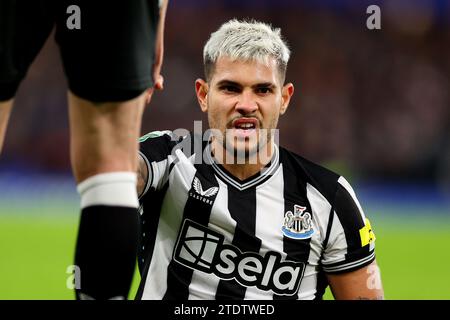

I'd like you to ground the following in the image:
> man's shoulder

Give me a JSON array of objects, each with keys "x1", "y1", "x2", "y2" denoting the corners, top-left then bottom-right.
[
  {"x1": 278, "y1": 146, "x2": 341, "y2": 202},
  {"x1": 139, "y1": 130, "x2": 203, "y2": 160},
  {"x1": 278, "y1": 146, "x2": 340, "y2": 180},
  {"x1": 139, "y1": 130, "x2": 199, "y2": 145},
  {"x1": 139, "y1": 130, "x2": 183, "y2": 161},
  {"x1": 139, "y1": 130, "x2": 176, "y2": 142}
]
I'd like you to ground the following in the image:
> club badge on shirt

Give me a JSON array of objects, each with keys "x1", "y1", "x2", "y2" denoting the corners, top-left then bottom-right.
[{"x1": 282, "y1": 205, "x2": 315, "y2": 240}]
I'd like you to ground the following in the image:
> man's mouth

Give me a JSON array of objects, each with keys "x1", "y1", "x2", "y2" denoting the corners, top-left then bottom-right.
[{"x1": 230, "y1": 118, "x2": 259, "y2": 138}]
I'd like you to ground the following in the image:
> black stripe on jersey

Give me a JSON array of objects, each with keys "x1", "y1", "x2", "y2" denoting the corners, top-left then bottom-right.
[
  {"x1": 322, "y1": 205, "x2": 335, "y2": 252},
  {"x1": 138, "y1": 151, "x2": 153, "y2": 199},
  {"x1": 139, "y1": 132, "x2": 180, "y2": 163},
  {"x1": 314, "y1": 270, "x2": 328, "y2": 300},
  {"x1": 280, "y1": 147, "x2": 339, "y2": 205},
  {"x1": 215, "y1": 186, "x2": 261, "y2": 300},
  {"x1": 162, "y1": 163, "x2": 219, "y2": 300},
  {"x1": 330, "y1": 184, "x2": 371, "y2": 267},
  {"x1": 135, "y1": 183, "x2": 169, "y2": 300},
  {"x1": 314, "y1": 203, "x2": 335, "y2": 300},
  {"x1": 274, "y1": 150, "x2": 312, "y2": 300}
]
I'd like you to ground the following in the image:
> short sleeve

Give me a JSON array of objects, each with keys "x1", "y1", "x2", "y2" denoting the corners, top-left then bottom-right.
[
  {"x1": 138, "y1": 130, "x2": 180, "y2": 197},
  {"x1": 321, "y1": 176, "x2": 376, "y2": 273}
]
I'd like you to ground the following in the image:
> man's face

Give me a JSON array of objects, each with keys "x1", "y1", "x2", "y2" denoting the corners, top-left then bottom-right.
[{"x1": 196, "y1": 56, "x2": 294, "y2": 161}]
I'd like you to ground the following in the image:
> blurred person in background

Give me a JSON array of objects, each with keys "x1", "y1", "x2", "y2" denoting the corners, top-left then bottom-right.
[{"x1": 0, "y1": 0, "x2": 168, "y2": 300}]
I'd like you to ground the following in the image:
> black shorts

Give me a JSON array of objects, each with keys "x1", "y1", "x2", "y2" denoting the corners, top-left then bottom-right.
[{"x1": 0, "y1": 0, "x2": 159, "y2": 102}]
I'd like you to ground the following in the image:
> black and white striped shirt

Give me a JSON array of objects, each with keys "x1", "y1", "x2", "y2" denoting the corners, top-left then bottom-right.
[{"x1": 136, "y1": 131, "x2": 376, "y2": 300}]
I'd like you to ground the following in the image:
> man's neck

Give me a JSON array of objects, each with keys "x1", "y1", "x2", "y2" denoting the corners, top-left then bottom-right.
[{"x1": 211, "y1": 139, "x2": 274, "y2": 181}]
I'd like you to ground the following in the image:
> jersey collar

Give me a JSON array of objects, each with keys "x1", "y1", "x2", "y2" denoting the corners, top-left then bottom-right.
[{"x1": 205, "y1": 143, "x2": 280, "y2": 191}]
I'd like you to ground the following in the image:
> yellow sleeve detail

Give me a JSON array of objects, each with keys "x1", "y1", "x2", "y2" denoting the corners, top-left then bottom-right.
[{"x1": 359, "y1": 218, "x2": 376, "y2": 247}]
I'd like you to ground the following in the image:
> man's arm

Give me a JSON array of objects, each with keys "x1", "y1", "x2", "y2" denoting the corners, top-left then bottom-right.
[
  {"x1": 152, "y1": 0, "x2": 168, "y2": 90},
  {"x1": 137, "y1": 153, "x2": 149, "y2": 198},
  {"x1": 146, "y1": 0, "x2": 168, "y2": 105},
  {"x1": 0, "y1": 99, "x2": 13, "y2": 154},
  {"x1": 326, "y1": 260, "x2": 384, "y2": 300}
]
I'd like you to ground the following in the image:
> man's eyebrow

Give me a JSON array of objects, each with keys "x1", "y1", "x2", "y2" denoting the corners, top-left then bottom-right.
[
  {"x1": 215, "y1": 80, "x2": 277, "y2": 88},
  {"x1": 253, "y1": 82, "x2": 276, "y2": 89},
  {"x1": 215, "y1": 80, "x2": 242, "y2": 87}
]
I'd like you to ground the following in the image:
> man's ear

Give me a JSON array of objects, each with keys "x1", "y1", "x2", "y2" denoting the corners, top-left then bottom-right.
[
  {"x1": 280, "y1": 83, "x2": 294, "y2": 115},
  {"x1": 195, "y1": 79, "x2": 209, "y2": 113}
]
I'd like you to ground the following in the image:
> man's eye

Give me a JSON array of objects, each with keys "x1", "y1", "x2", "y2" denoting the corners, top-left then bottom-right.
[
  {"x1": 221, "y1": 86, "x2": 239, "y2": 92},
  {"x1": 256, "y1": 87, "x2": 272, "y2": 94}
]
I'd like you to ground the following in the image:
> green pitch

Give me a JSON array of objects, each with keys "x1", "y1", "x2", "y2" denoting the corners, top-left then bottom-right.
[{"x1": 1, "y1": 203, "x2": 449, "y2": 300}]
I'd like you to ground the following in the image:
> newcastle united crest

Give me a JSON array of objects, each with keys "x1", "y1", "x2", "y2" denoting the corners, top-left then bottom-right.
[{"x1": 282, "y1": 205, "x2": 315, "y2": 240}]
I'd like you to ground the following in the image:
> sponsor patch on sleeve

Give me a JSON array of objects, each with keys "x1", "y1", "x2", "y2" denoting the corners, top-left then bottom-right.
[{"x1": 359, "y1": 218, "x2": 376, "y2": 247}]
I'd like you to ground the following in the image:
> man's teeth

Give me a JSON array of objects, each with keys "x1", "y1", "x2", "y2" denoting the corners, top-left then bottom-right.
[{"x1": 236, "y1": 123, "x2": 255, "y2": 129}]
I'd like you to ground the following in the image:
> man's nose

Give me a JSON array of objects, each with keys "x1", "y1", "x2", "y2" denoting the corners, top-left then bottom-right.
[{"x1": 235, "y1": 90, "x2": 258, "y2": 115}]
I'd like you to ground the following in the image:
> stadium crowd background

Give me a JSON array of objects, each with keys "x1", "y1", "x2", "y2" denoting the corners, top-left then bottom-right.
[
  {"x1": 0, "y1": 0, "x2": 449, "y2": 299},
  {"x1": 1, "y1": 0, "x2": 449, "y2": 191}
]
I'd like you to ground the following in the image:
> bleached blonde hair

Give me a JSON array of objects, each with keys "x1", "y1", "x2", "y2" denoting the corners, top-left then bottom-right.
[{"x1": 203, "y1": 19, "x2": 291, "y2": 82}]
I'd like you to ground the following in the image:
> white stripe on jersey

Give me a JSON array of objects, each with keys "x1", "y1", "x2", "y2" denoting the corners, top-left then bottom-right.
[
  {"x1": 296, "y1": 268, "x2": 317, "y2": 300},
  {"x1": 187, "y1": 179, "x2": 233, "y2": 300},
  {"x1": 245, "y1": 164, "x2": 285, "y2": 299},
  {"x1": 141, "y1": 153, "x2": 197, "y2": 299},
  {"x1": 337, "y1": 176, "x2": 367, "y2": 222},
  {"x1": 300, "y1": 182, "x2": 334, "y2": 299},
  {"x1": 140, "y1": 152, "x2": 179, "y2": 194},
  {"x1": 338, "y1": 176, "x2": 375, "y2": 252},
  {"x1": 150, "y1": 159, "x2": 167, "y2": 190},
  {"x1": 151, "y1": 159, "x2": 169, "y2": 190},
  {"x1": 322, "y1": 251, "x2": 376, "y2": 273},
  {"x1": 306, "y1": 182, "x2": 332, "y2": 255},
  {"x1": 321, "y1": 210, "x2": 347, "y2": 266}
]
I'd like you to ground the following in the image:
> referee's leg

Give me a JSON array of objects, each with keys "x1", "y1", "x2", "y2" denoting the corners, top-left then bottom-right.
[
  {"x1": 59, "y1": 0, "x2": 167, "y2": 300},
  {"x1": 0, "y1": 100, "x2": 13, "y2": 154},
  {"x1": 69, "y1": 90, "x2": 149, "y2": 300}
]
